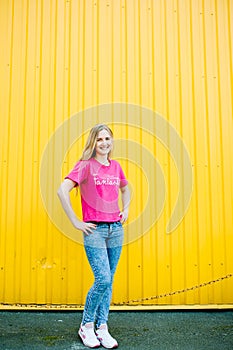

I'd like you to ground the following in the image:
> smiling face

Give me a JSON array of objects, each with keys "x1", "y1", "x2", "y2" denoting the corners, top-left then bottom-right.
[{"x1": 95, "y1": 129, "x2": 113, "y2": 158}]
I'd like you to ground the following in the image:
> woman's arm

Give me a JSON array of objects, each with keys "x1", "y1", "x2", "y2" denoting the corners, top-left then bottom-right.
[
  {"x1": 119, "y1": 184, "x2": 130, "y2": 224},
  {"x1": 57, "y1": 179, "x2": 96, "y2": 235}
]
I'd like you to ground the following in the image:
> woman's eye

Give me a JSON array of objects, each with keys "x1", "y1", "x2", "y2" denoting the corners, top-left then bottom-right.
[{"x1": 97, "y1": 137, "x2": 110, "y2": 142}]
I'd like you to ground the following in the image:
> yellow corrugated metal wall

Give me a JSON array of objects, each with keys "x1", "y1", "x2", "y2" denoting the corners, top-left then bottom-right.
[{"x1": 0, "y1": 0, "x2": 233, "y2": 307}]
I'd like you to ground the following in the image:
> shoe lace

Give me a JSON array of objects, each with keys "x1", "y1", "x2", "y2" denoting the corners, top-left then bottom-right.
[
  {"x1": 98, "y1": 328, "x2": 115, "y2": 342},
  {"x1": 85, "y1": 326, "x2": 98, "y2": 340}
]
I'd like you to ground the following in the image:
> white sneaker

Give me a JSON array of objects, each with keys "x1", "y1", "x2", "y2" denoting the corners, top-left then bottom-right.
[
  {"x1": 78, "y1": 323, "x2": 100, "y2": 348},
  {"x1": 96, "y1": 324, "x2": 118, "y2": 349}
]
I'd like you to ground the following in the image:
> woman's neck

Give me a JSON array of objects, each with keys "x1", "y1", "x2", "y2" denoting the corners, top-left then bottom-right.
[{"x1": 94, "y1": 155, "x2": 110, "y2": 165}]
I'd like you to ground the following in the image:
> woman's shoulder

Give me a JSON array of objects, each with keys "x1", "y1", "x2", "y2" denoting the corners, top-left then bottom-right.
[
  {"x1": 72, "y1": 159, "x2": 91, "y2": 171},
  {"x1": 110, "y1": 159, "x2": 123, "y2": 168},
  {"x1": 79, "y1": 159, "x2": 91, "y2": 164},
  {"x1": 110, "y1": 159, "x2": 118, "y2": 165}
]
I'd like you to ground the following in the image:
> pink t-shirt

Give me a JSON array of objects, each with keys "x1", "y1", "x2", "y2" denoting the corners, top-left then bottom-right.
[{"x1": 65, "y1": 158, "x2": 128, "y2": 222}]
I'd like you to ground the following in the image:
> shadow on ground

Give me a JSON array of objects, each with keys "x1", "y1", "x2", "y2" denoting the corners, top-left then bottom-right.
[{"x1": 0, "y1": 310, "x2": 232, "y2": 349}]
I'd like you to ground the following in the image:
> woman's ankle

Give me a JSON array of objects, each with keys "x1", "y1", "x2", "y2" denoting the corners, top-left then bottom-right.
[
  {"x1": 82, "y1": 322, "x2": 94, "y2": 328},
  {"x1": 97, "y1": 323, "x2": 107, "y2": 330}
]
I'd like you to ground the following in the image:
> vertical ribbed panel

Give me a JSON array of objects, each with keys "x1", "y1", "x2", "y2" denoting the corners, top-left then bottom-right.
[{"x1": 0, "y1": 0, "x2": 232, "y2": 307}]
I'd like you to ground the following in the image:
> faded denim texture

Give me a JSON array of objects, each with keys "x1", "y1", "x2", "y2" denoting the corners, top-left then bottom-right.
[{"x1": 82, "y1": 222, "x2": 123, "y2": 327}]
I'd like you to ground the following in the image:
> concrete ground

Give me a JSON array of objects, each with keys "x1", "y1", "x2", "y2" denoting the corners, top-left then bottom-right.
[{"x1": 0, "y1": 310, "x2": 232, "y2": 350}]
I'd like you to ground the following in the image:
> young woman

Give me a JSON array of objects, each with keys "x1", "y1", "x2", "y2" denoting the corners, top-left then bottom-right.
[{"x1": 57, "y1": 124, "x2": 130, "y2": 348}]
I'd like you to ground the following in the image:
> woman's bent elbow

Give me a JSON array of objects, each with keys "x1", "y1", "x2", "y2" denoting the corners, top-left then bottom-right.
[{"x1": 57, "y1": 185, "x2": 64, "y2": 199}]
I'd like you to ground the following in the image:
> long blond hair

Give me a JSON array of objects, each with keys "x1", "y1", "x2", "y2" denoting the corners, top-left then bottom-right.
[{"x1": 80, "y1": 124, "x2": 113, "y2": 160}]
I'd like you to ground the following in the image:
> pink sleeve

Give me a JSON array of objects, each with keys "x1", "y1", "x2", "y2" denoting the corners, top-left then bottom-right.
[
  {"x1": 119, "y1": 165, "x2": 128, "y2": 188},
  {"x1": 65, "y1": 160, "x2": 89, "y2": 186}
]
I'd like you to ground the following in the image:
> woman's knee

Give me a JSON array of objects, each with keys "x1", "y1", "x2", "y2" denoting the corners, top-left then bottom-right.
[{"x1": 96, "y1": 275, "x2": 111, "y2": 291}]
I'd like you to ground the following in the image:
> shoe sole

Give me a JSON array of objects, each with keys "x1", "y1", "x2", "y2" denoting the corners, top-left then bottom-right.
[
  {"x1": 97, "y1": 339, "x2": 118, "y2": 349},
  {"x1": 99, "y1": 344, "x2": 118, "y2": 349}
]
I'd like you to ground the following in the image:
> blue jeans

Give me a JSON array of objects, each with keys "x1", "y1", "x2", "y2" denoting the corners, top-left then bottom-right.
[{"x1": 82, "y1": 221, "x2": 123, "y2": 328}]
